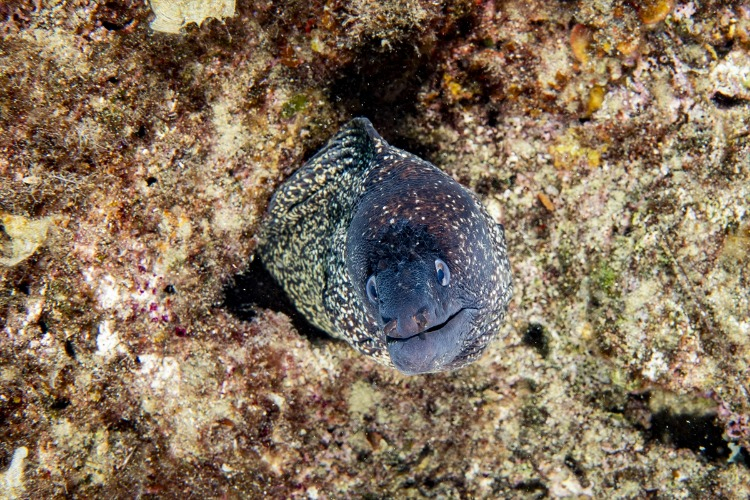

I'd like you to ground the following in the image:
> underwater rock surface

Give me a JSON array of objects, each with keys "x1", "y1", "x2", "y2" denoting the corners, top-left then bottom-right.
[{"x1": 1, "y1": 0, "x2": 749, "y2": 497}]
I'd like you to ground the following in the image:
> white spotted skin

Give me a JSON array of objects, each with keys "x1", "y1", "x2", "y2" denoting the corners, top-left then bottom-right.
[{"x1": 257, "y1": 118, "x2": 513, "y2": 371}]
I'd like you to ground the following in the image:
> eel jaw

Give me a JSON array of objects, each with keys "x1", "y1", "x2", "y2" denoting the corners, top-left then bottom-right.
[{"x1": 385, "y1": 308, "x2": 478, "y2": 375}]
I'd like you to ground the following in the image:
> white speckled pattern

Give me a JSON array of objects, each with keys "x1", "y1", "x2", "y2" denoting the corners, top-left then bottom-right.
[{"x1": 258, "y1": 118, "x2": 512, "y2": 372}]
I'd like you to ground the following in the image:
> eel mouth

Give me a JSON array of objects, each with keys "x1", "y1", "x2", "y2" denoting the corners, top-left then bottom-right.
[
  {"x1": 385, "y1": 308, "x2": 478, "y2": 375},
  {"x1": 385, "y1": 307, "x2": 467, "y2": 342}
]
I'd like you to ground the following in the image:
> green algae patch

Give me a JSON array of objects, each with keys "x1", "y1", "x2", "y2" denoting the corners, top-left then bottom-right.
[
  {"x1": 281, "y1": 94, "x2": 309, "y2": 119},
  {"x1": 592, "y1": 260, "x2": 620, "y2": 298}
]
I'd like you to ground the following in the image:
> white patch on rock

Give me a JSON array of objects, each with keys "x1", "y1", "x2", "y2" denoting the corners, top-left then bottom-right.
[
  {"x1": 710, "y1": 51, "x2": 750, "y2": 101},
  {"x1": 0, "y1": 446, "x2": 28, "y2": 499},
  {"x1": 149, "y1": 0, "x2": 236, "y2": 34},
  {"x1": 97, "y1": 275, "x2": 121, "y2": 310},
  {"x1": 643, "y1": 350, "x2": 669, "y2": 381},
  {"x1": 96, "y1": 320, "x2": 121, "y2": 358},
  {"x1": 134, "y1": 352, "x2": 241, "y2": 460},
  {"x1": 138, "y1": 354, "x2": 182, "y2": 394},
  {"x1": 211, "y1": 97, "x2": 249, "y2": 158},
  {"x1": 0, "y1": 213, "x2": 56, "y2": 267},
  {"x1": 485, "y1": 197, "x2": 504, "y2": 224},
  {"x1": 212, "y1": 206, "x2": 245, "y2": 234},
  {"x1": 267, "y1": 392, "x2": 285, "y2": 409}
]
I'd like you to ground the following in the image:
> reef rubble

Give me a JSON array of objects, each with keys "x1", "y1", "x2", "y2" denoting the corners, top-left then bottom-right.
[{"x1": 1, "y1": 0, "x2": 749, "y2": 497}]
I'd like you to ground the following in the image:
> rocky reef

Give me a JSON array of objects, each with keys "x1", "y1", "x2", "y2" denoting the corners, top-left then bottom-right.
[{"x1": 1, "y1": 0, "x2": 749, "y2": 497}]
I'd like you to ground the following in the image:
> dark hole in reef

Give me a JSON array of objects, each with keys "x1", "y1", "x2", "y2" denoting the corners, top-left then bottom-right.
[
  {"x1": 522, "y1": 323, "x2": 550, "y2": 358},
  {"x1": 421, "y1": 475, "x2": 438, "y2": 489},
  {"x1": 146, "y1": 176, "x2": 158, "y2": 186},
  {"x1": 50, "y1": 397, "x2": 71, "y2": 411},
  {"x1": 487, "y1": 107, "x2": 502, "y2": 128},
  {"x1": 626, "y1": 392, "x2": 737, "y2": 464},
  {"x1": 64, "y1": 339, "x2": 76, "y2": 359},
  {"x1": 648, "y1": 409, "x2": 730, "y2": 462},
  {"x1": 328, "y1": 39, "x2": 431, "y2": 132},
  {"x1": 164, "y1": 284, "x2": 176, "y2": 294},
  {"x1": 564, "y1": 454, "x2": 590, "y2": 487},
  {"x1": 713, "y1": 38, "x2": 735, "y2": 59},
  {"x1": 0, "y1": 222, "x2": 9, "y2": 246},
  {"x1": 473, "y1": 174, "x2": 514, "y2": 197},
  {"x1": 38, "y1": 319, "x2": 48, "y2": 334},
  {"x1": 107, "y1": 76, "x2": 120, "y2": 84},
  {"x1": 101, "y1": 19, "x2": 132, "y2": 31},
  {"x1": 16, "y1": 280, "x2": 31, "y2": 295},
  {"x1": 223, "y1": 258, "x2": 329, "y2": 342},
  {"x1": 136, "y1": 124, "x2": 148, "y2": 138},
  {"x1": 108, "y1": 417, "x2": 138, "y2": 433},
  {"x1": 356, "y1": 449, "x2": 371, "y2": 464},
  {"x1": 513, "y1": 478, "x2": 549, "y2": 497},
  {"x1": 711, "y1": 92, "x2": 748, "y2": 109},
  {"x1": 325, "y1": 16, "x2": 478, "y2": 151}
]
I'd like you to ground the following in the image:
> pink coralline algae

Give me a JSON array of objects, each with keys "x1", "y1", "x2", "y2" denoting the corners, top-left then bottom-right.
[{"x1": 719, "y1": 401, "x2": 750, "y2": 444}]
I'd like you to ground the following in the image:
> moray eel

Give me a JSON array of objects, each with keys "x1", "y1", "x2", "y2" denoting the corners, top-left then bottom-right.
[{"x1": 257, "y1": 118, "x2": 512, "y2": 374}]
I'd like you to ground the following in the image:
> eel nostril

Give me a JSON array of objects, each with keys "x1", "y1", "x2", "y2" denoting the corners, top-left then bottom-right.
[
  {"x1": 384, "y1": 319, "x2": 397, "y2": 335},
  {"x1": 414, "y1": 308, "x2": 429, "y2": 329}
]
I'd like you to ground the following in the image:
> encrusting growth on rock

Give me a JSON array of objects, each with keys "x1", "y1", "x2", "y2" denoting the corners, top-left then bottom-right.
[{"x1": 258, "y1": 118, "x2": 513, "y2": 374}]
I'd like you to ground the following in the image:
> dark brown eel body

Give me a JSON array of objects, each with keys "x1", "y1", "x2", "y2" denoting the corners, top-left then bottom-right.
[{"x1": 257, "y1": 118, "x2": 513, "y2": 374}]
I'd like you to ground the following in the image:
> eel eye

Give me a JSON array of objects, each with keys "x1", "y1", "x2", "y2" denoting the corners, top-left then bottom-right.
[
  {"x1": 435, "y1": 259, "x2": 450, "y2": 286},
  {"x1": 366, "y1": 275, "x2": 378, "y2": 303}
]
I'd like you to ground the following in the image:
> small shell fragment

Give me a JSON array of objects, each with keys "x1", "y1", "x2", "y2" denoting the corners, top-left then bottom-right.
[
  {"x1": 638, "y1": 0, "x2": 675, "y2": 25},
  {"x1": 149, "y1": 0, "x2": 236, "y2": 34},
  {"x1": 537, "y1": 193, "x2": 555, "y2": 212},
  {"x1": 0, "y1": 213, "x2": 57, "y2": 267},
  {"x1": 570, "y1": 24, "x2": 593, "y2": 65},
  {"x1": 586, "y1": 85, "x2": 607, "y2": 116}
]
